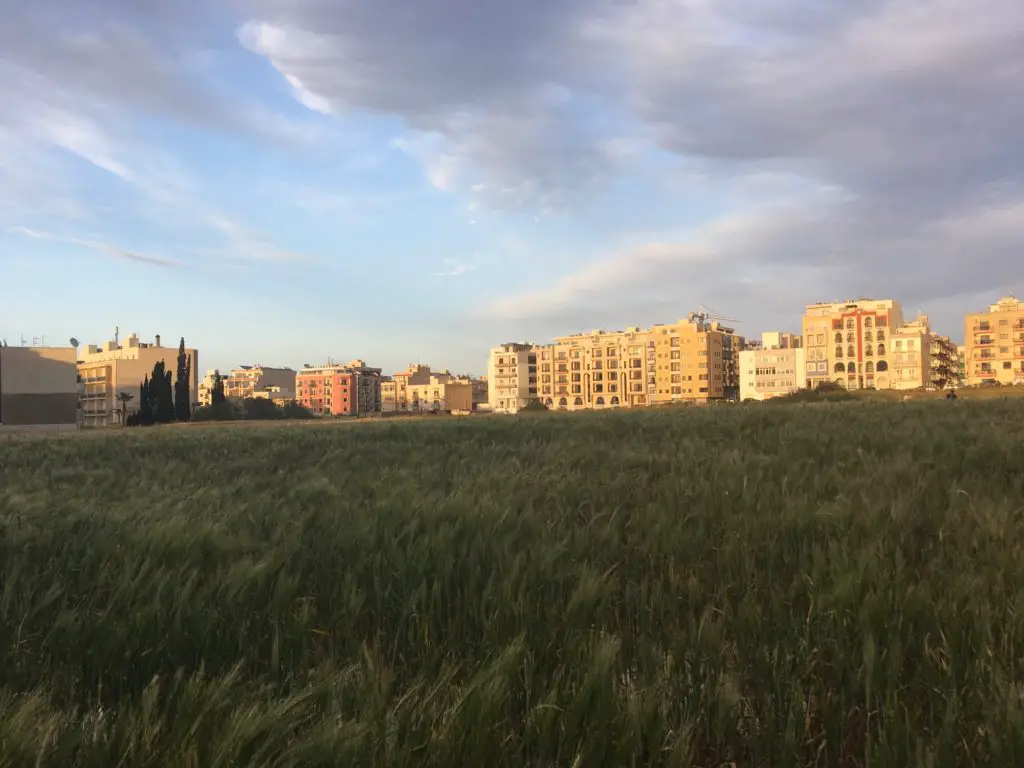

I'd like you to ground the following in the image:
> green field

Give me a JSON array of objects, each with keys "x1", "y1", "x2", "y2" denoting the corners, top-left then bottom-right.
[{"x1": 2, "y1": 401, "x2": 1024, "y2": 766}]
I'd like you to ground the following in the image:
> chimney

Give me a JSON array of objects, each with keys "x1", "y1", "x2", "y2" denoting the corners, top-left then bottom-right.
[{"x1": 155, "y1": 334, "x2": 161, "y2": 347}]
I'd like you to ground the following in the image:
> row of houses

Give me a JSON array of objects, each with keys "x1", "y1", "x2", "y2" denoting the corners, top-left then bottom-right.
[
  {"x1": 486, "y1": 295, "x2": 1023, "y2": 411},
  {"x1": 2, "y1": 294, "x2": 1020, "y2": 429},
  {"x1": 197, "y1": 361, "x2": 488, "y2": 417}
]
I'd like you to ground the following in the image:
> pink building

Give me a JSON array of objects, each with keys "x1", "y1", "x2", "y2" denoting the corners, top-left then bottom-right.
[{"x1": 295, "y1": 360, "x2": 382, "y2": 416}]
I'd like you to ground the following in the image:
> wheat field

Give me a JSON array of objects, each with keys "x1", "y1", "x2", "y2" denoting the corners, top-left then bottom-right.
[{"x1": 2, "y1": 400, "x2": 1023, "y2": 766}]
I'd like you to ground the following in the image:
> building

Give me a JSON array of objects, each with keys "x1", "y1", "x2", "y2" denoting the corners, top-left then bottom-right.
[
  {"x1": 381, "y1": 363, "x2": 432, "y2": 412},
  {"x1": 930, "y1": 335, "x2": 962, "y2": 389},
  {"x1": 198, "y1": 369, "x2": 220, "y2": 406},
  {"x1": 490, "y1": 314, "x2": 744, "y2": 414},
  {"x1": 889, "y1": 314, "x2": 932, "y2": 390},
  {"x1": 0, "y1": 345, "x2": 79, "y2": 430},
  {"x1": 802, "y1": 299, "x2": 904, "y2": 390},
  {"x1": 470, "y1": 376, "x2": 488, "y2": 409},
  {"x1": 382, "y1": 364, "x2": 478, "y2": 413},
  {"x1": 77, "y1": 333, "x2": 199, "y2": 427},
  {"x1": 407, "y1": 374, "x2": 473, "y2": 412},
  {"x1": 488, "y1": 343, "x2": 538, "y2": 413},
  {"x1": 964, "y1": 296, "x2": 1024, "y2": 386},
  {"x1": 739, "y1": 332, "x2": 806, "y2": 401},
  {"x1": 222, "y1": 366, "x2": 296, "y2": 401},
  {"x1": 295, "y1": 360, "x2": 382, "y2": 416},
  {"x1": 248, "y1": 386, "x2": 296, "y2": 405}
]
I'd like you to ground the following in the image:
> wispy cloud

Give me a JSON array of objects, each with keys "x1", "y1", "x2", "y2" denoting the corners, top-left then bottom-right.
[
  {"x1": 206, "y1": 216, "x2": 312, "y2": 263},
  {"x1": 9, "y1": 226, "x2": 178, "y2": 267},
  {"x1": 435, "y1": 258, "x2": 475, "y2": 278}
]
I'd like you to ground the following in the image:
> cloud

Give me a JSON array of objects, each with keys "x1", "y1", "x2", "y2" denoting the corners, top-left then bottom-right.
[
  {"x1": 435, "y1": 258, "x2": 475, "y2": 278},
  {"x1": 236, "y1": 0, "x2": 1024, "y2": 327},
  {"x1": 9, "y1": 226, "x2": 179, "y2": 268},
  {"x1": 237, "y1": 3, "x2": 632, "y2": 209}
]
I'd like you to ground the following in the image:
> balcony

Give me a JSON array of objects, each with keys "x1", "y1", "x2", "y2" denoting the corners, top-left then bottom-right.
[{"x1": 974, "y1": 324, "x2": 992, "y2": 333}]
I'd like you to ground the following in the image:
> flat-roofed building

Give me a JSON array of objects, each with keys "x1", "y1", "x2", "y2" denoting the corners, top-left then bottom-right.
[
  {"x1": 964, "y1": 296, "x2": 1024, "y2": 386},
  {"x1": 77, "y1": 333, "x2": 199, "y2": 427},
  {"x1": 487, "y1": 343, "x2": 538, "y2": 413},
  {"x1": 0, "y1": 345, "x2": 79, "y2": 430},
  {"x1": 739, "y1": 332, "x2": 806, "y2": 401},
  {"x1": 802, "y1": 298, "x2": 904, "y2": 390},
  {"x1": 295, "y1": 360, "x2": 382, "y2": 416},
  {"x1": 890, "y1": 314, "x2": 932, "y2": 390},
  {"x1": 222, "y1": 365, "x2": 296, "y2": 401}
]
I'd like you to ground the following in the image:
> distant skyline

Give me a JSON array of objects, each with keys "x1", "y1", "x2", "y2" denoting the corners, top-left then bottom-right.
[{"x1": 2, "y1": 0, "x2": 1022, "y2": 376}]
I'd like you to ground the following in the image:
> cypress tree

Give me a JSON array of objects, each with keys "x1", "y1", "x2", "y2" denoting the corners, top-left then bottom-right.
[
  {"x1": 212, "y1": 371, "x2": 226, "y2": 405},
  {"x1": 174, "y1": 338, "x2": 191, "y2": 422},
  {"x1": 139, "y1": 376, "x2": 153, "y2": 425}
]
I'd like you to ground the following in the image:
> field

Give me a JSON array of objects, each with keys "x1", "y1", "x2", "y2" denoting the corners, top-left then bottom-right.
[{"x1": 2, "y1": 401, "x2": 1024, "y2": 766}]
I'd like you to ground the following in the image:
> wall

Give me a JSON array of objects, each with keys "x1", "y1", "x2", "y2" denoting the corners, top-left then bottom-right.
[{"x1": 0, "y1": 347, "x2": 79, "y2": 427}]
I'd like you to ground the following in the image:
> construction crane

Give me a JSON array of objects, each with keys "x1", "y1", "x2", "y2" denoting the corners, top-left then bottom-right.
[{"x1": 689, "y1": 303, "x2": 739, "y2": 331}]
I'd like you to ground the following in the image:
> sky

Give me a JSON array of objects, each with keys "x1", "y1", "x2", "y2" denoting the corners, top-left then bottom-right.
[{"x1": 1, "y1": 0, "x2": 1022, "y2": 376}]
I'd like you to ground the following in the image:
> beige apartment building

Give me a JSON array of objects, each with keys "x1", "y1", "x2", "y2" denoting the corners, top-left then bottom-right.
[
  {"x1": 739, "y1": 332, "x2": 806, "y2": 401},
  {"x1": 0, "y1": 345, "x2": 79, "y2": 430},
  {"x1": 490, "y1": 314, "x2": 743, "y2": 413},
  {"x1": 889, "y1": 314, "x2": 932, "y2": 390},
  {"x1": 198, "y1": 369, "x2": 219, "y2": 406},
  {"x1": 488, "y1": 343, "x2": 538, "y2": 413},
  {"x1": 382, "y1": 364, "x2": 476, "y2": 412},
  {"x1": 802, "y1": 299, "x2": 904, "y2": 390},
  {"x1": 77, "y1": 333, "x2": 199, "y2": 427},
  {"x1": 964, "y1": 296, "x2": 1024, "y2": 386},
  {"x1": 222, "y1": 365, "x2": 296, "y2": 401}
]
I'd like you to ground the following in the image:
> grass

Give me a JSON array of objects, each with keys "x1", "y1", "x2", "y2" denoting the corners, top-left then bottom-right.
[{"x1": 2, "y1": 400, "x2": 1024, "y2": 766}]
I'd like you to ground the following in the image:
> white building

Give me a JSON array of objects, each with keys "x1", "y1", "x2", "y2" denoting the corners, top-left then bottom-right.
[
  {"x1": 487, "y1": 343, "x2": 538, "y2": 413},
  {"x1": 740, "y1": 332, "x2": 807, "y2": 401}
]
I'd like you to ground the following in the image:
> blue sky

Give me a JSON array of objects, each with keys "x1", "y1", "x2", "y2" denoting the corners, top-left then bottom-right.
[{"x1": 2, "y1": 0, "x2": 1022, "y2": 375}]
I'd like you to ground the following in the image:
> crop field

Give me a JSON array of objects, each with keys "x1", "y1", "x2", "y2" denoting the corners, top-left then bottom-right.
[{"x1": 2, "y1": 400, "x2": 1024, "y2": 766}]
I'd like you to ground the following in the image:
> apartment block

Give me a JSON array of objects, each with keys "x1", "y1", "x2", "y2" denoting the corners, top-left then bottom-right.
[
  {"x1": 802, "y1": 299, "x2": 904, "y2": 390},
  {"x1": 930, "y1": 335, "x2": 962, "y2": 389},
  {"x1": 889, "y1": 315, "x2": 932, "y2": 390},
  {"x1": 381, "y1": 363, "x2": 432, "y2": 412},
  {"x1": 0, "y1": 346, "x2": 79, "y2": 430},
  {"x1": 295, "y1": 360, "x2": 382, "y2": 416},
  {"x1": 77, "y1": 333, "x2": 199, "y2": 427},
  {"x1": 964, "y1": 296, "x2": 1024, "y2": 386},
  {"x1": 382, "y1": 364, "x2": 477, "y2": 413},
  {"x1": 487, "y1": 343, "x2": 538, "y2": 413},
  {"x1": 198, "y1": 369, "x2": 219, "y2": 406},
  {"x1": 739, "y1": 332, "x2": 806, "y2": 401},
  {"x1": 223, "y1": 365, "x2": 296, "y2": 401},
  {"x1": 492, "y1": 315, "x2": 744, "y2": 414}
]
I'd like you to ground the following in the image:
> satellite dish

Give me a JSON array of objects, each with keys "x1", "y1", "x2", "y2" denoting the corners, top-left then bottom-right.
[{"x1": 69, "y1": 337, "x2": 80, "y2": 349}]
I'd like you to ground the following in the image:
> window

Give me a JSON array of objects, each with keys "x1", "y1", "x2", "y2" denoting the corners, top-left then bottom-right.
[
  {"x1": 834, "y1": 332, "x2": 843, "y2": 343},
  {"x1": 836, "y1": 346, "x2": 843, "y2": 358},
  {"x1": 847, "y1": 345, "x2": 855, "y2": 358},
  {"x1": 877, "y1": 343, "x2": 886, "y2": 355}
]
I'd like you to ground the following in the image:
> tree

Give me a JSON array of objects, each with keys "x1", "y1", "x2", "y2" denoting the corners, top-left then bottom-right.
[
  {"x1": 211, "y1": 370, "x2": 226, "y2": 405},
  {"x1": 117, "y1": 391, "x2": 134, "y2": 426},
  {"x1": 139, "y1": 376, "x2": 153, "y2": 426},
  {"x1": 142, "y1": 360, "x2": 175, "y2": 424},
  {"x1": 242, "y1": 397, "x2": 280, "y2": 420},
  {"x1": 174, "y1": 338, "x2": 192, "y2": 422}
]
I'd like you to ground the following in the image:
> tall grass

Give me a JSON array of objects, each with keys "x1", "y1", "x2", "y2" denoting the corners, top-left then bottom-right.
[{"x1": 2, "y1": 400, "x2": 1024, "y2": 766}]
